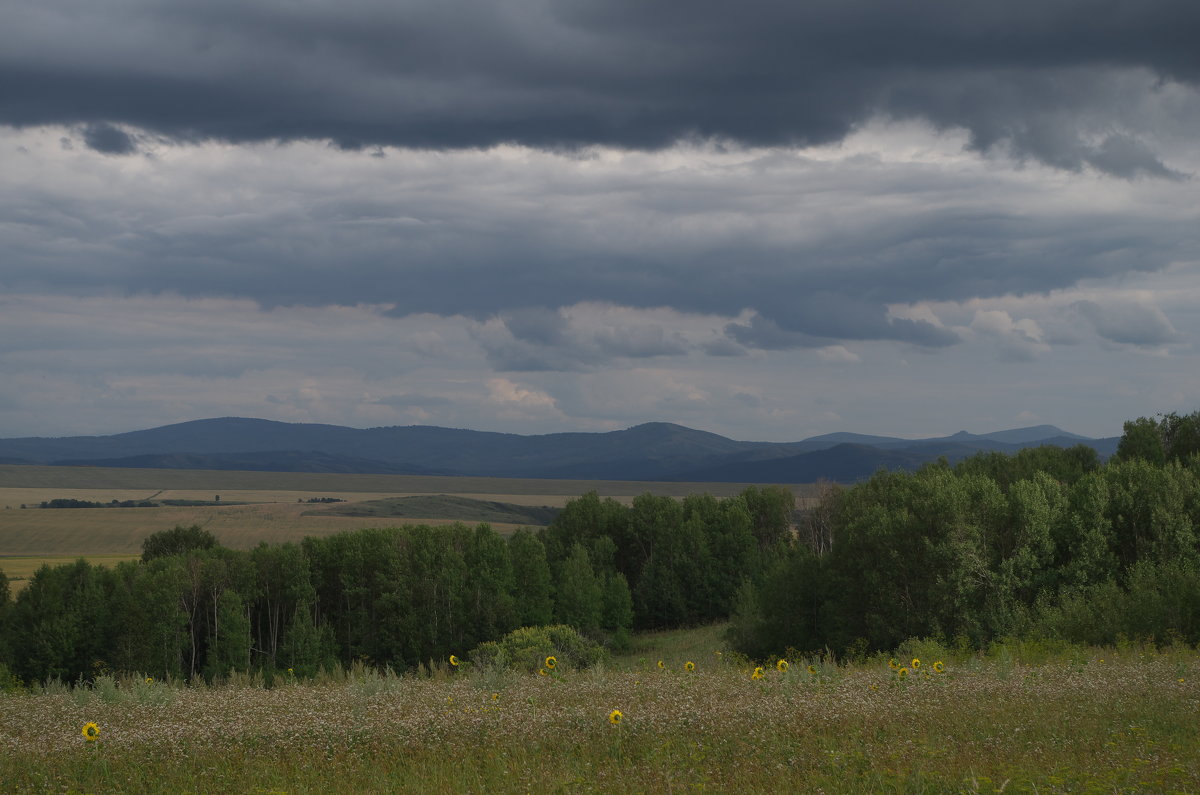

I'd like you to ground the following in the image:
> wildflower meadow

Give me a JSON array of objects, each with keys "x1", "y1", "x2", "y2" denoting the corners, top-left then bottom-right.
[{"x1": 2, "y1": 630, "x2": 1198, "y2": 792}]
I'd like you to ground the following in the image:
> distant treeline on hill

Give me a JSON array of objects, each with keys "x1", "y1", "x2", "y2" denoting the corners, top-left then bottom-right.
[{"x1": 38, "y1": 498, "x2": 158, "y2": 509}]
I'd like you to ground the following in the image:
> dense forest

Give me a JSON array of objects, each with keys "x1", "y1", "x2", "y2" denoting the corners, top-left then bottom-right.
[
  {"x1": 0, "y1": 486, "x2": 793, "y2": 684},
  {"x1": 1, "y1": 410, "x2": 1198, "y2": 686},
  {"x1": 731, "y1": 410, "x2": 1200, "y2": 658}
]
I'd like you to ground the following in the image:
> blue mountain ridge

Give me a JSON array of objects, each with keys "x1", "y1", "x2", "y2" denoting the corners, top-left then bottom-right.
[{"x1": 0, "y1": 418, "x2": 1119, "y2": 483}]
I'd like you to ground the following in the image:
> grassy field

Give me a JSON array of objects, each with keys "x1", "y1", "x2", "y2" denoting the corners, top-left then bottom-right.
[{"x1": 1, "y1": 629, "x2": 1197, "y2": 792}]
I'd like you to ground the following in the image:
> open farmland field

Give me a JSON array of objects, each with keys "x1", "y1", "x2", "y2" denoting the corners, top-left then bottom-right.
[
  {"x1": 0, "y1": 465, "x2": 818, "y2": 590},
  {"x1": 0, "y1": 497, "x2": 542, "y2": 555},
  {"x1": 0, "y1": 464, "x2": 815, "y2": 499},
  {"x1": 1, "y1": 637, "x2": 1197, "y2": 792}
]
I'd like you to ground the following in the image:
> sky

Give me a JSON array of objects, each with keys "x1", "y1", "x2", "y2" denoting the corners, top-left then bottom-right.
[{"x1": 2, "y1": 0, "x2": 1198, "y2": 442}]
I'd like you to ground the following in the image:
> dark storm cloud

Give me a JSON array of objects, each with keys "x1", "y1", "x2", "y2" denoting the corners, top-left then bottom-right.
[
  {"x1": 2, "y1": 0, "x2": 1197, "y2": 174},
  {"x1": 81, "y1": 122, "x2": 137, "y2": 155}
]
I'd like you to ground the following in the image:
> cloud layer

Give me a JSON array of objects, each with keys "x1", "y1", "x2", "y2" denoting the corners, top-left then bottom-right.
[
  {"x1": 3, "y1": 0, "x2": 1198, "y2": 175},
  {"x1": 1, "y1": 2, "x2": 1198, "y2": 440}
]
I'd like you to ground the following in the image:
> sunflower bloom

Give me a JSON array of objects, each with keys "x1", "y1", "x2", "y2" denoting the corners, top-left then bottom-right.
[
  {"x1": 657, "y1": 660, "x2": 665, "y2": 670},
  {"x1": 898, "y1": 667, "x2": 909, "y2": 679},
  {"x1": 911, "y1": 658, "x2": 921, "y2": 670},
  {"x1": 776, "y1": 659, "x2": 789, "y2": 673},
  {"x1": 545, "y1": 655, "x2": 557, "y2": 670},
  {"x1": 538, "y1": 668, "x2": 548, "y2": 677},
  {"x1": 933, "y1": 661, "x2": 945, "y2": 673},
  {"x1": 888, "y1": 658, "x2": 899, "y2": 670},
  {"x1": 144, "y1": 676, "x2": 153, "y2": 684},
  {"x1": 751, "y1": 666, "x2": 765, "y2": 680},
  {"x1": 449, "y1": 655, "x2": 460, "y2": 667},
  {"x1": 807, "y1": 664, "x2": 818, "y2": 675},
  {"x1": 609, "y1": 709, "x2": 623, "y2": 725},
  {"x1": 684, "y1": 661, "x2": 695, "y2": 672},
  {"x1": 82, "y1": 722, "x2": 100, "y2": 742}
]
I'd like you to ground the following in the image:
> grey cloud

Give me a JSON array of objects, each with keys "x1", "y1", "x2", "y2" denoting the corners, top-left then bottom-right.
[
  {"x1": 726, "y1": 310, "x2": 959, "y2": 351},
  {"x1": 371, "y1": 394, "x2": 454, "y2": 408},
  {"x1": 724, "y1": 315, "x2": 827, "y2": 351},
  {"x1": 4, "y1": 145, "x2": 1186, "y2": 351},
  {"x1": 1074, "y1": 299, "x2": 1180, "y2": 346},
  {"x1": 501, "y1": 308, "x2": 569, "y2": 345},
  {"x1": 480, "y1": 314, "x2": 691, "y2": 371},
  {"x1": 594, "y1": 325, "x2": 688, "y2": 358},
  {"x1": 702, "y1": 338, "x2": 748, "y2": 357},
  {"x1": 81, "y1": 123, "x2": 137, "y2": 155},
  {"x1": 1087, "y1": 134, "x2": 1186, "y2": 180},
  {"x1": 3, "y1": 0, "x2": 1198, "y2": 174}
]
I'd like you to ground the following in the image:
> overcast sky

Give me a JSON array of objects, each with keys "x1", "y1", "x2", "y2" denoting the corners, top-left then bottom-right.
[{"x1": 2, "y1": 0, "x2": 1198, "y2": 441}]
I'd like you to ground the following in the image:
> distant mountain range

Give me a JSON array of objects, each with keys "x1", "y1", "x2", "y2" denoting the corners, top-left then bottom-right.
[{"x1": 0, "y1": 418, "x2": 1120, "y2": 483}]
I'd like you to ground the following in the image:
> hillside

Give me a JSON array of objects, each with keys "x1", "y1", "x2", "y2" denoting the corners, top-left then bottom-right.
[{"x1": 0, "y1": 418, "x2": 1119, "y2": 483}]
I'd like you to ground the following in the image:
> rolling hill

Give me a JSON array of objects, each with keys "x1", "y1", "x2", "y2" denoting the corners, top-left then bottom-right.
[{"x1": 0, "y1": 418, "x2": 1120, "y2": 483}]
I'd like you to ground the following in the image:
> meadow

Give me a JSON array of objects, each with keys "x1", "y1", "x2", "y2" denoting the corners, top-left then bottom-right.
[{"x1": 1, "y1": 627, "x2": 1197, "y2": 792}]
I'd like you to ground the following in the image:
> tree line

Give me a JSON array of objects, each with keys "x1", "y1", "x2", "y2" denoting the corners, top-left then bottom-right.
[
  {"x1": 731, "y1": 410, "x2": 1200, "y2": 658},
  {"x1": 0, "y1": 486, "x2": 794, "y2": 685}
]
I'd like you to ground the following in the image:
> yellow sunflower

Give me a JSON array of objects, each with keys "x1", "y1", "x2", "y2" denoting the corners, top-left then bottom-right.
[
  {"x1": 609, "y1": 709, "x2": 623, "y2": 725},
  {"x1": 82, "y1": 722, "x2": 100, "y2": 742},
  {"x1": 751, "y1": 666, "x2": 765, "y2": 680},
  {"x1": 933, "y1": 661, "x2": 945, "y2": 673},
  {"x1": 776, "y1": 659, "x2": 789, "y2": 673},
  {"x1": 911, "y1": 658, "x2": 921, "y2": 670},
  {"x1": 545, "y1": 655, "x2": 557, "y2": 670},
  {"x1": 898, "y1": 667, "x2": 909, "y2": 679},
  {"x1": 684, "y1": 661, "x2": 695, "y2": 671},
  {"x1": 538, "y1": 668, "x2": 548, "y2": 677},
  {"x1": 657, "y1": 659, "x2": 665, "y2": 669},
  {"x1": 144, "y1": 676, "x2": 153, "y2": 684},
  {"x1": 888, "y1": 658, "x2": 899, "y2": 670},
  {"x1": 449, "y1": 654, "x2": 460, "y2": 667}
]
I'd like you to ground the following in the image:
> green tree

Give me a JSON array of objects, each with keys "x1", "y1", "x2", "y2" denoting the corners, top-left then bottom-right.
[
  {"x1": 554, "y1": 543, "x2": 601, "y2": 634},
  {"x1": 508, "y1": 529, "x2": 554, "y2": 626},
  {"x1": 142, "y1": 525, "x2": 219, "y2": 562},
  {"x1": 205, "y1": 590, "x2": 251, "y2": 678},
  {"x1": 1114, "y1": 417, "x2": 1166, "y2": 465}
]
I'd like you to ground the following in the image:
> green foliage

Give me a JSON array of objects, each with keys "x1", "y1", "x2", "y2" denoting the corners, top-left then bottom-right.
[
  {"x1": 1115, "y1": 411, "x2": 1200, "y2": 465},
  {"x1": 540, "y1": 487, "x2": 785, "y2": 632},
  {"x1": 508, "y1": 530, "x2": 554, "y2": 626},
  {"x1": 466, "y1": 624, "x2": 606, "y2": 673},
  {"x1": 729, "y1": 410, "x2": 1200, "y2": 660},
  {"x1": 955, "y1": 444, "x2": 1100, "y2": 490},
  {"x1": 205, "y1": 590, "x2": 251, "y2": 679},
  {"x1": 141, "y1": 524, "x2": 218, "y2": 562},
  {"x1": 554, "y1": 543, "x2": 602, "y2": 634}
]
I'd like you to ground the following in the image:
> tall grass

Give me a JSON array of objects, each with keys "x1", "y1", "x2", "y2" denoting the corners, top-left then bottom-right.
[{"x1": 2, "y1": 637, "x2": 1197, "y2": 792}]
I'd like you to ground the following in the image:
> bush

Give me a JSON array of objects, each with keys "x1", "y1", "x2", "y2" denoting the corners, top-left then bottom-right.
[{"x1": 468, "y1": 625, "x2": 606, "y2": 673}]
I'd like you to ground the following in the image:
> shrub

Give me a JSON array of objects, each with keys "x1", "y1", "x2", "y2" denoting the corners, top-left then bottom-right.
[{"x1": 468, "y1": 625, "x2": 606, "y2": 673}]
